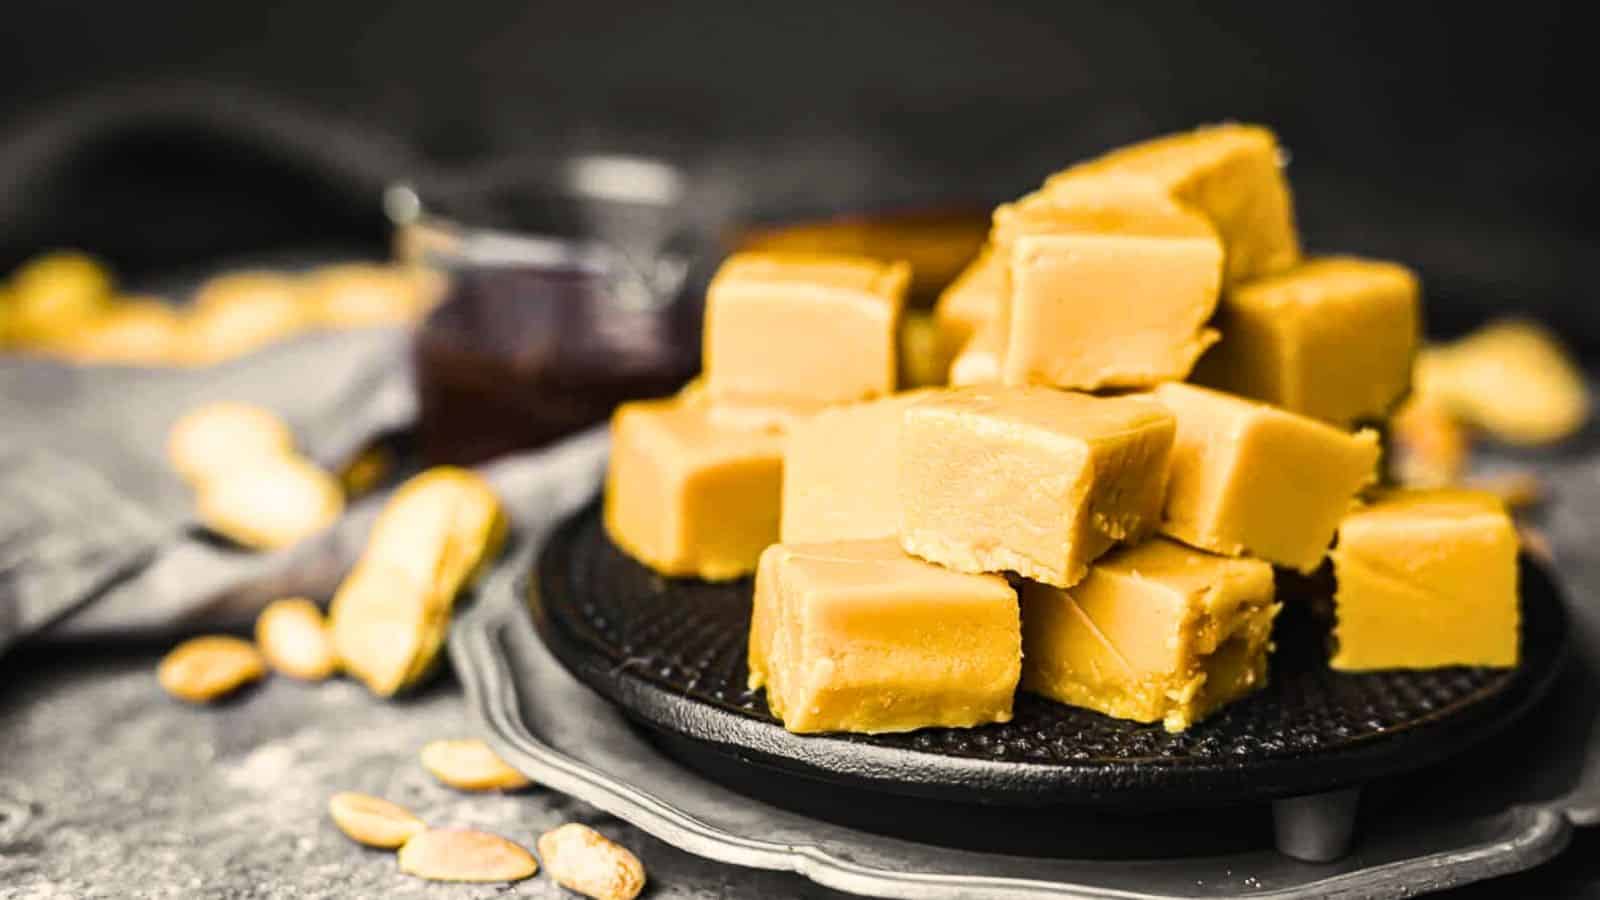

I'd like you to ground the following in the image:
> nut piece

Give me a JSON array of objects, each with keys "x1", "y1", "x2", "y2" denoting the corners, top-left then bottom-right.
[
  {"x1": 305, "y1": 263, "x2": 432, "y2": 328},
  {"x1": 1467, "y1": 470, "x2": 1545, "y2": 511},
  {"x1": 397, "y1": 829, "x2": 538, "y2": 883},
  {"x1": 55, "y1": 298, "x2": 185, "y2": 367},
  {"x1": 1389, "y1": 393, "x2": 1469, "y2": 488},
  {"x1": 166, "y1": 402, "x2": 297, "y2": 485},
  {"x1": 329, "y1": 467, "x2": 506, "y2": 696},
  {"x1": 327, "y1": 792, "x2": 425, "y2": 849},
  {"x1": 195, "y1": 455, "x2": 345, "y2": 550},
  {"x1": 157, "y1": 636, "x2": 267, "y2": 703},
  {"x1": 183, "y1": 271, "x2": 311, "y2": 365},
  {"x1": 255, "y1": 598, "x2": 338, "y2": 680},
  {"x1": 537, "y1": 823, "x2": 647, "y2": 900},
  {"x1": 7, "y1": 250, "x2": 114, "y2": 344},
  {"x1": 327, "y1": 563, "x2": 446, "y2": 697},
  {"x1": 1422, "y1": 320, "x2": 1591, "y2": 446},
  {"x1": 419, "y1": 739, "x2": 532, "y2": 792}
]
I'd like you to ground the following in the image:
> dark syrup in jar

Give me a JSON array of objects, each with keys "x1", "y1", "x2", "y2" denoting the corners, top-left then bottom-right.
[{"x1": 414, "y1": 263, "x2": 698, "y2": 465}]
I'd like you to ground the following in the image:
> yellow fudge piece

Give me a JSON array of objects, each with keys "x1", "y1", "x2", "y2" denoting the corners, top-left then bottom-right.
[
  {"x1": 748, "y1": 539, "x2": 1021, "y2": 734},
  {"x1": 899, "y1": 386, "x2": 1175, "y2": 588},
  {"x1": 948, "y1": 316, "x2": 1004, "y2": 387},
  {"x1": 1048, "y1": 123, "x2": 1301, "y2": 284},
  {"x1": 1330, "y1": 489, "x2": 1519, "y2": 670},
  {"x1": 703, "y1": 252, "x2": 909, "y2": 412},
  {"x1": 933, "y1": 246, "x2": 1004, "y2": 366},
  {"x1": 1420, "y1": 319, "x2": 1590, "y2": 446},
  {"x1": 1155, "y1": 383, "x2": 1380, "y2": 572},
  {"x1": 1194, "y1": 257, "x2": 1420, "y2": 427},
  {"x1": 1021, "y1": 538, "x2": 1279, "y2": 732},
  {"x1": 780, "y1": 390, "x2": 933, "y2": 544},
  {"x1": 604, "y1": 397, "x2": 784, "y2": 580},
  {"x1": 1000, "y1": 181, "x2": 1224, "y2": 390}
]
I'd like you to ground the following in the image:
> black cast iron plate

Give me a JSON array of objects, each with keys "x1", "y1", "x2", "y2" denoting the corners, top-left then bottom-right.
[{"x1": 529, "y1": 502, "x2": 1566, "y2": 808}]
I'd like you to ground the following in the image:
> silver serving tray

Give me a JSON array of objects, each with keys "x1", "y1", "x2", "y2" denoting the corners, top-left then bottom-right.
[{"x1": 452, "y1": 532, "x2": 1600, "y2": 899}]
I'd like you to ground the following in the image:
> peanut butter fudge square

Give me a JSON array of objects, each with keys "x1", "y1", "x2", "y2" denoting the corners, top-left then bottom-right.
[{"x1": 899, "y1": 386, "x2": 1175, "y2": 588}]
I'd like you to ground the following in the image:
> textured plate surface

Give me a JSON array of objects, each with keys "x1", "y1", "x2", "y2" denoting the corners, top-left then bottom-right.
[
  {"x1": 532, "y1": 501, "x2": 1566, "y2": 807},
  {"x1": 454, "y1": 532, "x2": 1591, "y2": 899}
]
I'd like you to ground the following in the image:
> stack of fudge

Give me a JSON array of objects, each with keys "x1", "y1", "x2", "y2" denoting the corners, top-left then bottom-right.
[{"x1": 605, "y1": 124, "x2": 1521, "y2": 737}]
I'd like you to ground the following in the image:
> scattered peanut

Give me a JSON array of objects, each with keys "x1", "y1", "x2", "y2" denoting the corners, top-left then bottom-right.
[
  {"x1": 419, "y1": 739, "x2": 532, "y2": 792},
  {"x1": 195, "y1": 455, "x2": 344, "y2": 550},
  {"x1": 255, "y1": 598, "x2": 338, "y2": 680},
  {"x1": 327, "y1": 792, "x2": 426, "y2": 849},
  {"x1": 397, "y1": 829, "x2": 538, "y2": 883},
  {"x1": 1422, "y1": 320, "x2": 1590, "y2": 446},
  {"x1": 166, "y1": 402, "x2": 297, "y2": 486},
  {"x1": 537, "y1": 823, "x2": 647, "y2": 900},
  {"x1": 157, "y1": 636, "x2": 267, "y2": 703},
  {"x1": 329, "y1": 468, "x2": 505, "y2": 696}
]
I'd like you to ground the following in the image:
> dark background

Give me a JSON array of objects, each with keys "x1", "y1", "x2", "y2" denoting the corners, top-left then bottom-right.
[{"x1": 0, "y1": 1, "x2": 1592, "y2": 344}]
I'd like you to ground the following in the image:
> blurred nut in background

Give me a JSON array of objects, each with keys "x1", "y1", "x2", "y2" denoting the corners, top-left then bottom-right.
[
  {"x1": 166, "y1": 402, "x2": 297, "y2": 486},
  {"x1": 1421, "y1": 319, "x2": 1591, "y2": 446},
  {"x1": 255, "y1": 597, "x2": 338, "y2": 680},
  {"x1": 305, "y1": 262, "x2": 435, "y2": 328},
  {"x1": 157, "y1": 635, "x2": 267, "y2": 703},
  {"x1": 1389, "y1": 393, "x2": 1469, "y2": 487},
  {"x1": 329, "y1": 467, "x2": 506, "y2": 697},
  {"x1": 6, "y1": 250, "x2": 114, "y2": 344},
  {"x1": 56, "y1": 298, "x2": 185, "y2": 366},
  {"x1": 195, "y1": 455, "x2": 345, "y2": 550},
  {"x1": 184, "y1": 271, "x2": 312, "y2": 364}
]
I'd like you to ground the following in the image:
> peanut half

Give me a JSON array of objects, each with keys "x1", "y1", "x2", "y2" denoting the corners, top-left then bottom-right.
[
  {"x1": 166, "y1": 402, "x2": 296, "y2": 486},
  {"x1": 327, "y1": 792, "x2": 425, "y2": 849},
  {"x1": 255, "y1": 598, "x2": 338, "y2": 681},
  {"x1": 1421, "y1": 320, "x2": 1591, "y2": 446},
  {"x1": 329, "y1": 467, "x2": 505, "y2": 696},
  {"x1": 397, "y1": 829, "x2": 538, "y2": 883},
  {"x1": 157, "y1": 636, "x2": 266, "y2": 703},
  {"x1": 537, "y1": 823, "x2": 647, "y2": 900},
  {"x1": 195, "y1": 455, "x2": 344, "y2": 550},
  {"x1": 419, "y1": 739, "x2": 532, "y2": 792}
]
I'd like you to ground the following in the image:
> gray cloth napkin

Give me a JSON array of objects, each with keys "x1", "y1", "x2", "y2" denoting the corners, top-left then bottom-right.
[{"x1": 0, "y1": 326, "x2": 609, "y2": 651}]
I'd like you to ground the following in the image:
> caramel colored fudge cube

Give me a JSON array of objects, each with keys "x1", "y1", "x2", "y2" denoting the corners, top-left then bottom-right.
[
  {"x1": 1155, "y1": 383, "x2": 1380, "y2": 572},
  {"x1": 603, "y1": 397, "x2": 784, "y2": 580},
  {"x1": 948, "y1": 316, "x2": 1004, "y2": 386},
  {"x1": 1194, "y1": 257, "x2": 1421, "y2": 427},
  {"x1": 1330, "y1": 489, "x2": 1519, "y2": 670},
  {"x1": 703, "y1": 252, "x2": 909, "y2": 411},
  {"x1": 1000, "y1": 181, "x2": 1224, "y2": 390},
  {"x1": 1048, "y1": 123, "x2": 1301, "y2": 284},
  {"x1": 933, "y1": 245, "x2": 1004, "y2": 367},
  {"x1": 899, "y1": 387, "x2": 1175, "y2": 587},
  {"x1": 780, "y1": 390, "x2": 933, "y2": 544},
  {"x1": 748, "y1": 539, "x2": 1021, "y2": 734},
  {"x1": 1022, "y1": 538, "x2": 1279, "y2": 732}
]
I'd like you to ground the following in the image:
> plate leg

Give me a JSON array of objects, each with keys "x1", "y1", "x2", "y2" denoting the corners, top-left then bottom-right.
[{"x1": 1272, "y1": 788, "x2": 1360, "y2": 862}]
